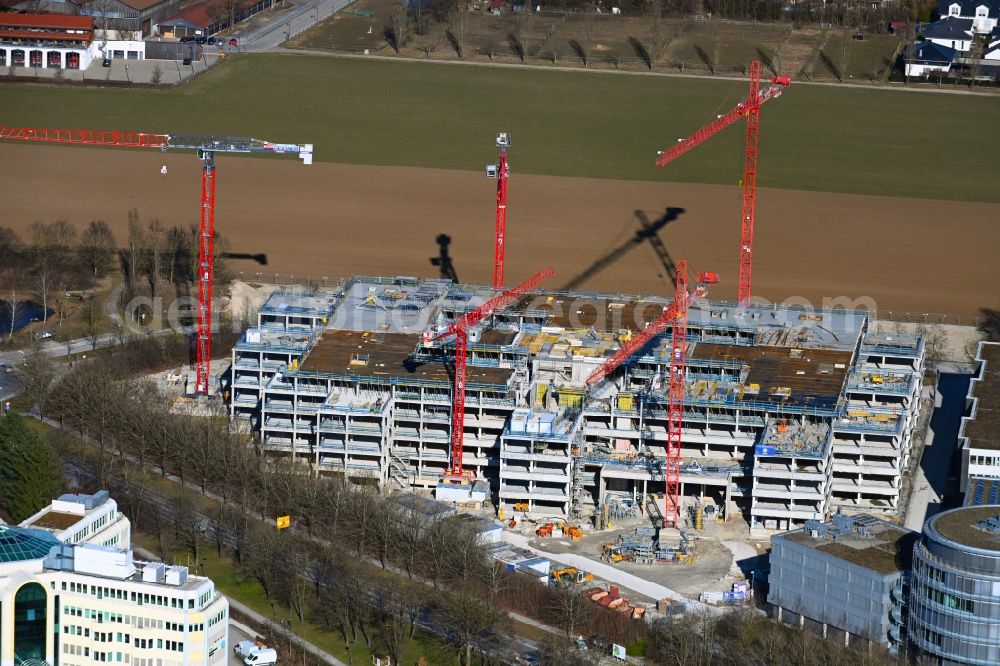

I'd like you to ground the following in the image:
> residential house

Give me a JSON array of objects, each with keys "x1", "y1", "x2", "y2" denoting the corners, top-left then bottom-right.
[
  {"x1": 904, "y1": 40, "x2": 956, "y2": 76},
  {"x1": 985, "y1": 25, "x2": 1000, "y2": 58},
  {"x1": 937, "y1": 0, "x2": 1000, "y2": 34},
  {"x1": 923, "y1": 16, "x2": 975, "y2": 51}
]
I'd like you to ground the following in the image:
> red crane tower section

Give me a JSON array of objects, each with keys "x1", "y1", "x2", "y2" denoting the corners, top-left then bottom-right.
[
  {"x1": 426, "y1": 266, "x2": 554, "y2": 478},
  {"x1": 664, "y1": 260, "x2": 690, "y2": 529},
  {"x1": 0, "y1": 125, "x2": 313, "y2": 395},
  {"x1": 490, "y1": 133, "x2": 511, "y2": 290},
  {"x1": 585, "y1": 266, "x2": 717, "y2": 528},
  {"x1": 655, "y1": 61, "x2": 789, "y2": 306}
]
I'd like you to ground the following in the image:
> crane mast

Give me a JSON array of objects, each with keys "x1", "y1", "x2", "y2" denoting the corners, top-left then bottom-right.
[
  {"x1": 655, "y1": 61, "x2": 789, "y2": 306},
  {"x1": 664, "y1": 260, "x2": 690, "y2": 529},
  {"x1": 0, "y1": 125, "x2": 313, "y2": 395},
  {"x1": 488, "y1": 133, "x2": 511, "y2": 290},
  {"x1": 583, "y1": 267, "x2": 717, "y2": 528},
  {"x1": 427, "y1": 266, "x2": 553, "y2": 477}
]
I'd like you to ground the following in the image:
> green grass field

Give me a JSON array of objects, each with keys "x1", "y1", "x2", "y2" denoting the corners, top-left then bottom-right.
[{"x1": 3, "y1": 54, "x2": 999, "y2": 202}]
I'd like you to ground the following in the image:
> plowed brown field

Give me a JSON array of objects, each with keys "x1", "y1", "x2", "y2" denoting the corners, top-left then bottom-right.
[{"x1": 3, "y1": 143, "x2": 998, "y2": 318}]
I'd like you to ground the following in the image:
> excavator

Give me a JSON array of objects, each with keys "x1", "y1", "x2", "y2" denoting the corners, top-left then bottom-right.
[{"x1": 550, "y1": 567, "x2": 594, "y2": 586}]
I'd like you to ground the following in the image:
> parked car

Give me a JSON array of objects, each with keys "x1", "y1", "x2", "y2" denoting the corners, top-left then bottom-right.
[
  {"x1": 0, "y1": 363, "x2": 13, "y2": 373},
  {"x1": 229, "y1": 37, "x2": 238, "y2": 46},
  {"x1": 179, "y1": 36, "x2": 194, "y2": 43},
  {"x1": 243, "y1": 648, "x2": 277, "y2": 666},
  {"x1": 182, "y1": 58, "x2": 192, "y2": 65},
  {"x1": 102, "y1": 58, "x2": 111, "y2": 67},
  {"x1": 195, "y1": 36, "x2": 207, "y2": 44},
  {"x1": 33, "y1": 329, "x2": 53, "y2": 341},
  {"x1": 206, "y1": 36, "x2": 217, "y2": 45}
]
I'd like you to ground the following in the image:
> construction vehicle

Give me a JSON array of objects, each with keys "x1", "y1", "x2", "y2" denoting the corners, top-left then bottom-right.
[
  {"x1": 565, "y1": 525, "x2": 584, "y2": 540},
  {"x1": 536, "y1": 523, "x2": 554, "y2": 537},
  {"x1": 603, "y1": 543, "x2": 625, "y2": 563},
  {"x1": 0, "y1": 126, "x2": 313, "y2": 395},
  {"x1": 550, "y1": 567, "x2": 594, "y2": 586}
]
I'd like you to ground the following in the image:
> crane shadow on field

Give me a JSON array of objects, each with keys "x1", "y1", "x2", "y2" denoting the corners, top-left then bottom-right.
[
  {"x1": 430, "y1": 233, "x2": 459, "y2": 284},
  {"x1": 560, "y1": 207, "x2": 684, "y2": 293},
  {"x1": 221, "y1": 252, "x2": 268, "y2": 265}
]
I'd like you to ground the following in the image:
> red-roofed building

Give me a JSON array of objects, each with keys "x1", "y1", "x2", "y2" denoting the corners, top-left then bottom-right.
[
  {"x1": 157, "y1": 0, "x2": 216, "y2": 38},
  {"x1": 158, "y1": 0, "x2": 275, "y2": 39},
  {"x1": 0, "y1": 13, "x2": 96, "y2": 69}
]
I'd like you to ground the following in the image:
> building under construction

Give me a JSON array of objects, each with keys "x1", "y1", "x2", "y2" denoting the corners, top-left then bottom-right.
[{"x1": 228, "y1": 277, "x2": 925, "y2": 534}]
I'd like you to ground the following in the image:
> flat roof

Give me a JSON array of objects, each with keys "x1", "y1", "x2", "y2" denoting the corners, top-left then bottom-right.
[
  {"x1": 690, "y1": 343, "x2": 852, "y2": 410},
  {"x1": 25, "y1": 510, "x2": 82, "y2": 531},
  {"x1": 513, "y1": 292, "x2": 665, "y2": 333},
  {"x1": 965, "y1": 343, "x2": 1000, "y2": 451},
  {"x1": 298, "y1": 330, "x2": 513, "y2": 387},
  {"x1": 930, "y1": 505, "x2": 1000, "y2": 552},
  {"x1": 782, "y1": 515, "x2": 916, "y2": 574}
]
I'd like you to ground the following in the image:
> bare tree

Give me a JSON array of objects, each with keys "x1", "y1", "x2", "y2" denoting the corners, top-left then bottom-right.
[
  {"x1": 547, "y1": 583, "x2": 592, "y2": 638},
  {"x1": 126, "y1": 209, "x2": 144, "y2": 290},
  {"x1": 80, "y1": 220, "x2": 116, "y2": 277},
  {"x1": 6, "y1": 288, "x2": 21, "y2": 343}
]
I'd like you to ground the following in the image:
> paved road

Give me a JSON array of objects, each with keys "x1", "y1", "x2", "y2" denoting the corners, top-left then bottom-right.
[
  {"x1": 239, "y1": 0, "x2": 356, "y2": 52},
  {"x1": 905, "y1": 372, "x2": 973, "y2": 532}
]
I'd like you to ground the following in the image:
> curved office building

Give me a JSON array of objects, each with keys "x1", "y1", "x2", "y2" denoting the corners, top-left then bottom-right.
[{"x1": 909, "y1": 506, "x2": 1000, "y2": 665}]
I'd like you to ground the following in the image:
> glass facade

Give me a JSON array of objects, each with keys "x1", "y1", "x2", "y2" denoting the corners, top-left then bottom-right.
[
  {"x1": 908, "y1": 509, "x2": 1000, "y2": 665},
  {"x1": 14, "y1": 582, "x2": 48, "y2": 660}
]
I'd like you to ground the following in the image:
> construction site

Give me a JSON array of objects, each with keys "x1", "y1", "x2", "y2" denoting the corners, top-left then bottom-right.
[
  {"x1": 221, "y1": 68, "x2": 926, "y2": 554},
  {"x1": 227, "y1": 272, "x2": 925, "y2": 539},
  {"x1": 0, "y1": 60, "x2": 931, "y2": 605}
]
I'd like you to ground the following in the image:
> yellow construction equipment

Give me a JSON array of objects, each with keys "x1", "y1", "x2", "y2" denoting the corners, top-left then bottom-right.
[{"x1": 550, "y1": 567, "x2": 594, "y2": 585}]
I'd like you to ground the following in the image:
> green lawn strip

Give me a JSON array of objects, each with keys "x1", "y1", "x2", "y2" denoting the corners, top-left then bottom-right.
[{"x1": 0, "y1": 54, "x2": 997, "y2": 202}]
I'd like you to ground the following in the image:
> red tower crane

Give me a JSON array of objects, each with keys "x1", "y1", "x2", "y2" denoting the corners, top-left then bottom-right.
[
  {"x1": 487, "y1": 132, "x2": 511, "y2": 290},
  {"x1": 0, "y1": 125, "x2": 313, "y2": 395},
  {"x1": 585, "y1": 263, "x2": 717, "y2": 528},
  {"x1": 425, "y1": 266, "x2": 553, "y2": 478},
  {"x1": 655, "y1": 61, "x2": 789, "y2": 307}
]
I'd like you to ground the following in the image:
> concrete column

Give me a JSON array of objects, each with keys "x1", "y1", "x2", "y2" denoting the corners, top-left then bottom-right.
[
  {"x1": 822, "y1": 623, "x2": 828, "y2": 639},
  {"x1": 798, "y1": 613, "x2": 804, "y2": 629},
  {"x1": 844, "y1": 631, "x2": 850, "y2": 647},
  {"x1": 776, "y1": 606, "x2": 783, "y2": 623}
]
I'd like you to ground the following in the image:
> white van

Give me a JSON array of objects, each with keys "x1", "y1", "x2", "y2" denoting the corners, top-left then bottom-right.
[{"x1": 244, "y1": 648, "x2": 277, "y2": 666}]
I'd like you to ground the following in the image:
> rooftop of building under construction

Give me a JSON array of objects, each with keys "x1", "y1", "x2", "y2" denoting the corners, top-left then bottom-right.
[
  {"x1": 250, "y1": 277, "x2": 888, "y2": 411},
  {"x1": 298, "y1": 330, "x2": 514, "y2": 388}
]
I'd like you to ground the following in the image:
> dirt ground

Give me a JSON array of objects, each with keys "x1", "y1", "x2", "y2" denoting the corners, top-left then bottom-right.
[{"x1": 3, "y1": 142, "x2": 999, "y2": 319}]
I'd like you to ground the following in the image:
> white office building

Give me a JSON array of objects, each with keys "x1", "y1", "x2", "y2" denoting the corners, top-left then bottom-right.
[{"x1": 0, "y1": 493, "x2": 228, "y2": 666}]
